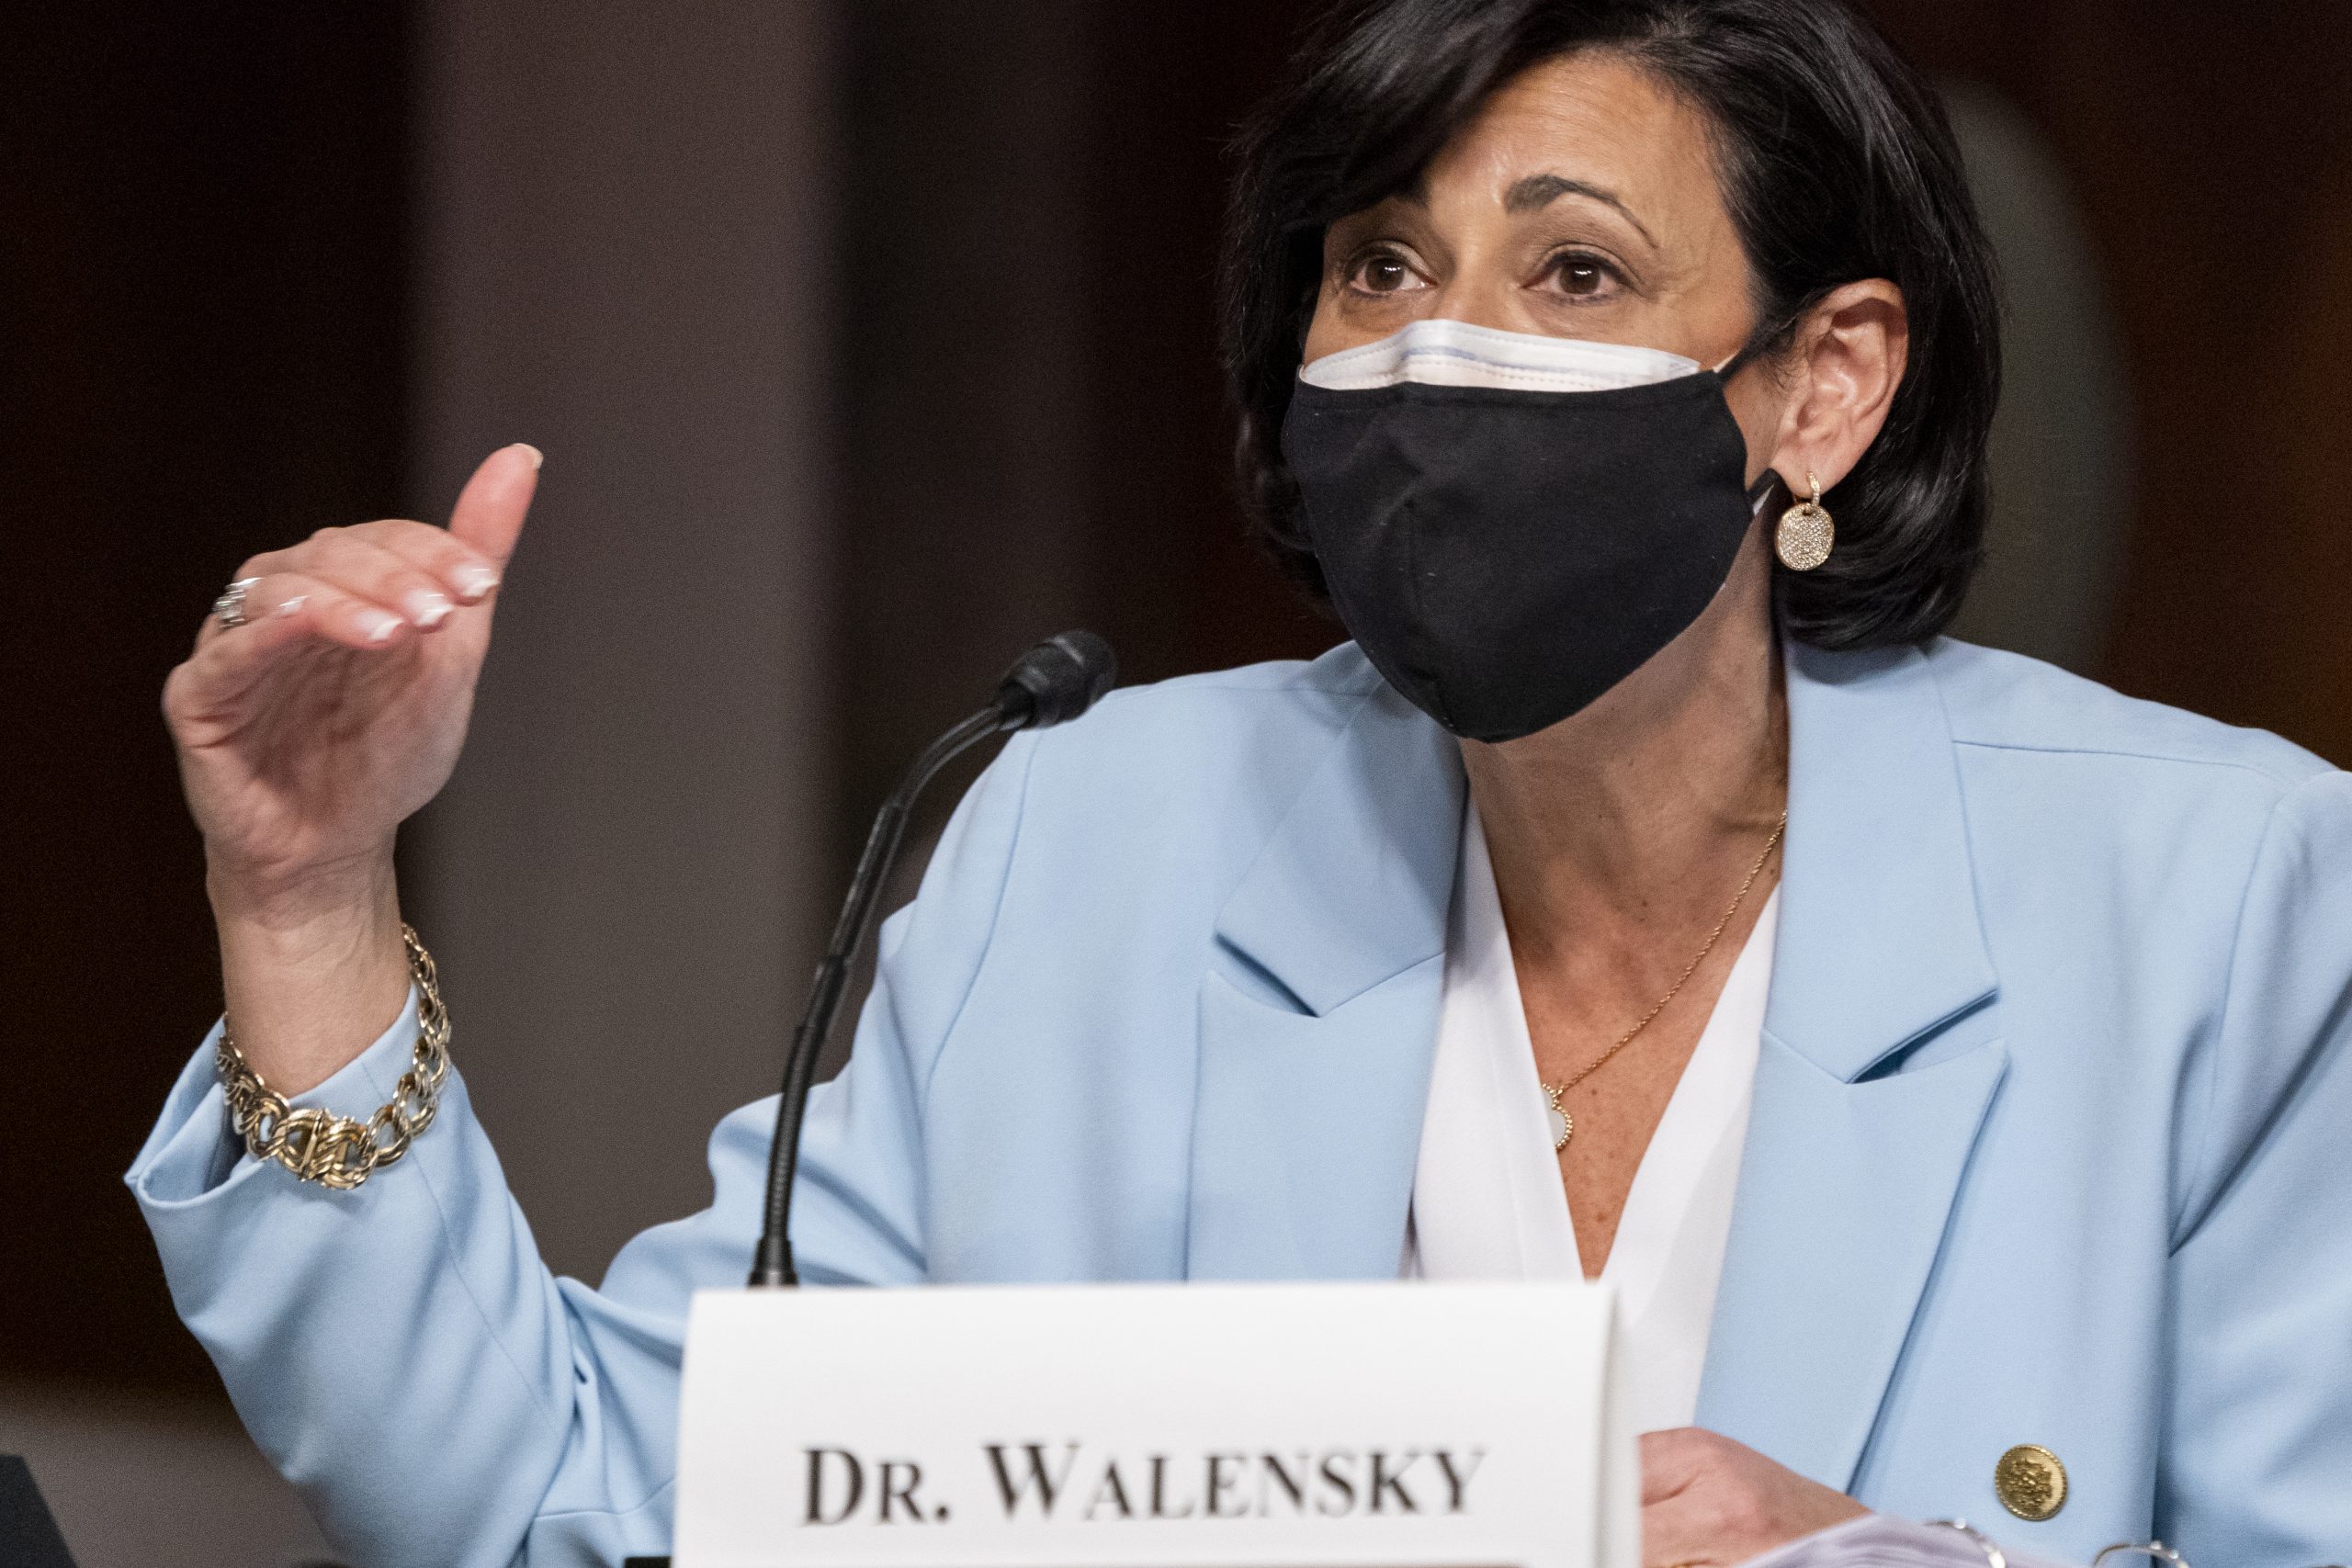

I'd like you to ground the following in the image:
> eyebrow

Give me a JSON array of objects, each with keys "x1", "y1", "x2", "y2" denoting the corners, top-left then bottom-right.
[
  {"x1": 1391, "y1": 170, "x2": 1658, "y2": 249},
  {"x1": 1499, "y1": 173, "x2": 1657, "y2": 245}
]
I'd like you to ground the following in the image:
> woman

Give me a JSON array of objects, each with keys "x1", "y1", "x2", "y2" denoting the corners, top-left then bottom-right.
[{"x1": 134, "y1": 1, "x2": 2351, "y2": 1564}]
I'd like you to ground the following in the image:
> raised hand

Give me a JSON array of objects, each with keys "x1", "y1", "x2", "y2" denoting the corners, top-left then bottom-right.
[{"x1": 164, "y1": 445, "x2": 540, "y2": 1091}]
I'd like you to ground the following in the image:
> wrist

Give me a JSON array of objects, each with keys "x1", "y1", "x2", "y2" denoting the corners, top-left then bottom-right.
[
  {"x1": 216, "y1": 922, "x2": 452, "y2": 1189},
  {"x1": 211, "y1": 852, "x2": 410, "y2": 1096},
  {"x1": 206, "y1": 844, "x2": 399, "y2": 940}
]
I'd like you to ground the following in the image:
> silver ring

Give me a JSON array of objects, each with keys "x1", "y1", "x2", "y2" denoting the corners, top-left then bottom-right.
[{"x1": 213, "y1": 577, "x2": 261, "y2": 630}]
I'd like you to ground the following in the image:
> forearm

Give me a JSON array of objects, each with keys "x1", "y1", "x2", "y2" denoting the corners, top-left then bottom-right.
[
  {"x1": 209, "y1": 847, "x2": 408, "y2": 1095},
  {"x1": 130, "y1": 1013, "x2": 663, "y2": 1565}
]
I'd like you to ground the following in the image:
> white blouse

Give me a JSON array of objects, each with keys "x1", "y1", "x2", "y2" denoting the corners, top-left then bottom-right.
[{"x1": 1405, "y1": 800, "x2": 1779, "y2": 1436}]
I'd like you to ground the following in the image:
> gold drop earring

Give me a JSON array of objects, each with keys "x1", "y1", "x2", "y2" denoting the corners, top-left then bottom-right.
[{"x1": 1775, "y1": 470, "x2": 1835, "y2": 571}]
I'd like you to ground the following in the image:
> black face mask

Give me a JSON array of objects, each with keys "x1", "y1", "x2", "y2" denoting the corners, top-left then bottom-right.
[{"x1": 1282, "y1": 368, "x2": 1773, "y2": 743}]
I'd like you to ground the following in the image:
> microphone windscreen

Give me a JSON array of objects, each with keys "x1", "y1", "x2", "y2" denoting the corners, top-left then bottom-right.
[{"x1": 997, "y1": 630, "x2": 1117, "y2": 730}]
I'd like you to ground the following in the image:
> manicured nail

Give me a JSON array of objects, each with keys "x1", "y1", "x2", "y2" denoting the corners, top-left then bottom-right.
[
  {"x1": 360, "y1": 610, "x2": 402, "y2": 644},
  {"x1": 405, "y1": 590, "x2": 453, "y2": 628},
  {"x1": 274, "y1": 593, "x2": 309, "y2": 618},
  {"x1": 455, "y1": 564, "x2": 501, "y2": 602},
  {"x1": 512, "y1": 443, "x2": 543, "y2": 470}
]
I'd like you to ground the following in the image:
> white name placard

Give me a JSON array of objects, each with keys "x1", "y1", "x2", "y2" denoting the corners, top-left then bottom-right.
[{"x1": 674, "y1": 1280, "x2": 1634, "y2": 1568}]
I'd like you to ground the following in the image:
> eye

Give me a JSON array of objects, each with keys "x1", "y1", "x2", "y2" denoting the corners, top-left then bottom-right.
[
  {"x1": 1545, "y1": 253, "x2": 1622, "y2": 300},
  {"x1": 1345, "y1": 247, "x2": 1427, "y2": 296}
]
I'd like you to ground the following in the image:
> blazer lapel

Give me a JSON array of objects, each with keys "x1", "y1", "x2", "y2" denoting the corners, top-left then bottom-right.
[
  {"x1": 1697, "y1": 641, "x2": 2008, "y2": 1491},
  {"x1": 1179, "y1": 635, "x2": 2012, "y2": 1477},
  {"x1": 1186, "y1": 674, "x2": 1465, "y2": 1280}
]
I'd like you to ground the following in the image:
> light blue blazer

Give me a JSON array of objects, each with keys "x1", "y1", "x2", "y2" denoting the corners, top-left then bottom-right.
[{"x1": 130, "y1": 639, "x2": 2352, "y2": 1568}]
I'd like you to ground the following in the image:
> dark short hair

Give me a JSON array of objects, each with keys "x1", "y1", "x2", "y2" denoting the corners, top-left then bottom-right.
[{"x1": 1220, "y1": 0, "x2": 2002, "y2": 650}]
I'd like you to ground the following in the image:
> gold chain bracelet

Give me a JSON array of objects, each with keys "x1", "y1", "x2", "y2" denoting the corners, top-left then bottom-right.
[{"x1": 215, "y1": 922, "x2": 451, "y2": 1190}]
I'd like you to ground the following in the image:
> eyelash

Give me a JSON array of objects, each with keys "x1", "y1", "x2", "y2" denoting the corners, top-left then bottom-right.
[
  {"x1": 1541, "y1": 249, "x2": 1625, "y2": 299},
  {"x1": 1341, "y1": 245, "x2": 1426, "y2": 295},
  {"x1": 1340, "y1": 244, "x2": 1627, "y2": 300}
]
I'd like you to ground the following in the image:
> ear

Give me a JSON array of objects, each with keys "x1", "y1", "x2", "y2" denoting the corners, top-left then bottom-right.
[{"x1": 1764, "y1": 279, "x2": 1909, "y2": 496}]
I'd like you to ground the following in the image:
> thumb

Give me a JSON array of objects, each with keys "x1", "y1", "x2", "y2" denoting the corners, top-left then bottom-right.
[
  {"x1": 1638, "y1": 1429, "x2": 1707, "y2": 1506},
  {"x1": 447, "y1": 443, "x2": 542, "y2": 567}
]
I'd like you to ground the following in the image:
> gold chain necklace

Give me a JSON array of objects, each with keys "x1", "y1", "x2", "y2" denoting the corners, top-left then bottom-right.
[{"x1": 1541, "y1": 810, "x2": 1786, "y2": 1152}]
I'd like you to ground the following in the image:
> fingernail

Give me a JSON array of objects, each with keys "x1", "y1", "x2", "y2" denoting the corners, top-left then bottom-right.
[
  {"x1": 512, "y1": 443, "x2": 544, "y2": 471},
  {"x1": 455, "y1": 564, "x2": 501, "y2": 602},
  {"x1": 405, "y1": 590, "x2": 453, "y2": 628},
  {"x1": 274, "y1": 593, "x2": 309, "y2": 618},
  {"x1": 360, "y1": 610, "x2": 403, "y2": 644}
]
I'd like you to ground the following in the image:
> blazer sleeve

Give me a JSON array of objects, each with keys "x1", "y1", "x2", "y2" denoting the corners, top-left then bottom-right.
[
  {"x1": 2160, "y1": 769, "x2": 2352, "y2": 1564},
  {"x1": 123, "y1": 731, "x2": 1040, "y2": 1568}
]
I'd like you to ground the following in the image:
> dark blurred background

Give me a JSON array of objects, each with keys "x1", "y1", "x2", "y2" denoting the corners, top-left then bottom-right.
[{"x1": 4, "y1": 2, "x2": 2348, "y2": 1562}]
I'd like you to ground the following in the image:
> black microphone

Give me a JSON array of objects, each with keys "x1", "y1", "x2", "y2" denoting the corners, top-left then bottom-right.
[{"x1": 750, "y1": 631, "x2": 1117, "y2": 1286}]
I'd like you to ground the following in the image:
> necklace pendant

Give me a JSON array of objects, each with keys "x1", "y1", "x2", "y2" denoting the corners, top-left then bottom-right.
[
  {"x1": 1527, "y1": 809, "x2": 1784, "y2": 1158},
  {"x1": 1543, "y1": 1084, "x2": 1572, "y2": 1151}
]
